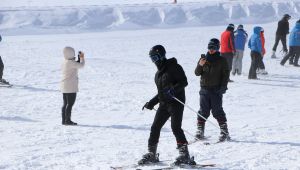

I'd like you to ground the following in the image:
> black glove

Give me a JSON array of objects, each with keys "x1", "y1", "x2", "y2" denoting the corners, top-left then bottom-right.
[
  {"x1": 142, "y1": 102, "x2": 154, "y2": 110},
  {"x1": 163, "y1": 87, "x2": 175, "y2": 99},
  {"x1": 217, "y1": 86, "x2": 227, "y2": 94}
]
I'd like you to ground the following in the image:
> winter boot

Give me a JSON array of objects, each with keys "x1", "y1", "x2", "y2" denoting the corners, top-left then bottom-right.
[
  {"x1": 64, "y1": 120, "x2": 77, "y2": 125},
  {"x1": 64, "y1": 111, "x2": 77, "y2": 125},
  {"x1": 260, "y1": 69, "x2": 268, "y2": 75},
  {"x1": 0, "y1": 79, "x2": 9, "y2": 85},
  {"x1": 62, "y1": 112, "x2": 66, "y2": 125},
  {"x1": 195, "y1": 121, "x2": 205, "y2": 140},
  {"x1": 271, "y1": 50, "x2": 276, "y2": 58},
  {"x1": 138, "y1": 144, "x2": 159, "y2": 165},
  {"x1": 218, "y1": 122, "x2": 230, "y2": 142},
  {"x1": 173, "y1": 144, "x2": 196, "y2": 166}
]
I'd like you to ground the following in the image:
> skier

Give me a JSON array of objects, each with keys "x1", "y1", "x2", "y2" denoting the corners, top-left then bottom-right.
[
  {"x1": 60, "y1": 47, "x2": 85, "y2": 125},
  {"x1": 139, "y1": 45, "x2": 196, "y2": 166},
  {"x1": 248, "y1": 26, "x2": 263, "y2": 79},
  {"x1": 194, "y1": 38, "x2": 230, "y2": 142},
  {"x1": 221, "y1": 23, "x2": 236, "y2": 82},
  {"x1": 271, "y1": 14, "x2": 291, "y2": 58},
  {"x1": 280, "y1": 19, "x2": 300, "y2": 67},
  {"x1": 0, "y1": 34, "x2": 10, "y2": 85},
  {"x1": 257, "y1": 28, "x2": 268, "y2": 75},
  {"x1": 232, "y1": 24, "x2": 248, "y2": 75}
]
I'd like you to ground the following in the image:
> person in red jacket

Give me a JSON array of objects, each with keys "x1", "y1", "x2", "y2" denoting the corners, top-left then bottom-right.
[
  {"x1": 221, "y1": 24, "x2": 236, "y2": 82},
  {"x1": 257, "y1": 28, "x2": 268, "y2": 75}
]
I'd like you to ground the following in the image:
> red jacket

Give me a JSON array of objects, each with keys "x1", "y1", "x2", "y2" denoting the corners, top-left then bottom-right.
[
  {"x1": 221, "y1": 30, "x2": 235, "y2": 54},
  {"x1": 260, "y1": 32, "x2": 266, "y2": 56}
]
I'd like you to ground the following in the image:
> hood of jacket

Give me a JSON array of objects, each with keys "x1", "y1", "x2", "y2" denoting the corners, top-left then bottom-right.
[
  {"x1": 253, "y1": 26, "x2": 262, "y2": 35},
  {"x1": 63, "y1": 47, "x2": 75, "y2": 60}
]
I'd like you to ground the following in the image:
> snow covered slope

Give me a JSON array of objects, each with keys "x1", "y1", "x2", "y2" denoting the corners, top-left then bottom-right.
[
  {"x1": 0, "y1": 20, "x2": 300, "y2": 169},
  {"x1": 1, "y1": 0, "x2": 300, "y2": 35}
]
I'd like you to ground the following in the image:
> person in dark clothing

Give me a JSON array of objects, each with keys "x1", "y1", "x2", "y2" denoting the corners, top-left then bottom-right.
[
  {"x1": 0, "y1": 35, "x2": 9, "y2": 85},
  {"x1": 194, "y1": 38, "x2": 230, "y2": 142},
  {"x1": 221, "y1": 24, "x2": 236, "y2": 82},
  {"x1": 139, "y1": 45, "x2": 196, "y2": 166},
  {"x1": 281, "y1": 20, "x2": 300, "y2": 66},
  {"x1": 271, "y1": 14, "x2": 291, "y2": 58},
  {"x1": 248, "y1": 26, "x2": 263, "y2": 79}
]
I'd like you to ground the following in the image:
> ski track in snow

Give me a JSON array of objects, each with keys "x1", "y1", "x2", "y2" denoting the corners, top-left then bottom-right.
[{"x1": 0, "y1": 17, "x2": 300, "y2": 170}]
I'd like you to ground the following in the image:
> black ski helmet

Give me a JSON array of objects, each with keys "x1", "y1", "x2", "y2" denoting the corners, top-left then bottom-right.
[
  {"x1": 208, "y1": 38, "x2": 220, "y2": 51},
  {"x1": 283, "y1": 14, "x2": 291, "y2": 19},
  {"x1": 149, "y1": 45, "x2": 166, "y2": 57},
  {"x1": 227, "y1": 23, "x2": 235, "y2": 31}
]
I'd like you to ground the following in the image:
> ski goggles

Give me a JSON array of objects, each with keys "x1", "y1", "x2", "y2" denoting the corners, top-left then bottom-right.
[{"x1": 149, "y1": 54, "x2": 161, "y2": 63}]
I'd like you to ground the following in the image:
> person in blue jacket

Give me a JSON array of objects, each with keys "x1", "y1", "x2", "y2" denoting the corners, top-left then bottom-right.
[
  {"x1": 248, "y1": 26, "x2": 263, "y2": 79},
  {"x1": 232, "y1": 24, "x2": 248, "y2": 75},
  {"x1": 280, "y1": 20, "x2": 300, "y2": 66}
]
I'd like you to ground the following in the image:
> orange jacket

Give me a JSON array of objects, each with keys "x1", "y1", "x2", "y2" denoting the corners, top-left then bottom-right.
[
  {"x1": 260, "y1": 32, "x2": 266, "y2": 56},
  {"x1": 221, "y1": 30, "x2": 235, "y2": 53}
]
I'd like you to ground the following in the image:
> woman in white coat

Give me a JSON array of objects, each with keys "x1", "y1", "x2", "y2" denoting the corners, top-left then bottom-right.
[{"x1": 60, "y1": 47, "x2": 85, "y2": 125}]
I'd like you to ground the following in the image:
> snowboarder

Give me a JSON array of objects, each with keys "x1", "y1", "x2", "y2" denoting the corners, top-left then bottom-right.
[
  {"x1": 0, "y1": 35, "x2": 10, "y2": 85},
  {"x1": 271, "y1": 14, "x2": 291, "y2": 58},
  {"x1": 280, "y1": 19, "x2": 300, "y2": 67},
  {"x1": 221, "y1": 24, "x2": 236, "y2": 82},
  {"x1": 257, "y1": 28, "x2": 268, "y2": 75},
  {"x1": 139, "y1": 45, "x2": 196, "y2": 166},
  {"x1": 232, "y1": 24, "x2": 248, "y2": 75},
  {"x1": 248, "y1": 26, "x2": 263, "y2": 79},
  {"x1": 60, "y1": 47, "x2": 85, "y2": 125},
  {"x1": 194, "y1": 38, "x2": 230, "y2": 142}
]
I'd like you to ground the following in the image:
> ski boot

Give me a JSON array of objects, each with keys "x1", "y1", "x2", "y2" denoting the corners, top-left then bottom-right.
[
  {"x1": 218, "y1": 122, "x2": 230, "y2": 142},
  {"x1": 138, "y1": 145, "x2": 159, "y2": 165},
  {"x1": 195, "y1": 121, "x2": 205, "y2": 140},
  {"x1": 173, "y1": 144, "x2": 196, "y2": 166}
]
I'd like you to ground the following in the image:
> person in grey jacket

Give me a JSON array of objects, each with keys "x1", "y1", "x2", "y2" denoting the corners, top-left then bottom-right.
[{"x1": 60, "y1": 46, "x2": 85, "y2": 125}]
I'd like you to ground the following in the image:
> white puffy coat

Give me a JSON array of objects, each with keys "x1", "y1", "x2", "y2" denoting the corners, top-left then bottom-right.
[{"x1": 60, "y1": 47, "x2": 85, "y2": 93}]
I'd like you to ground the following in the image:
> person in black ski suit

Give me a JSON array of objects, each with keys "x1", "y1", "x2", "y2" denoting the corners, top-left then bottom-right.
[
  {"x1": 0, "y1": 35, "x2": 9, "y2": 85},
  {"x1": 139, "y1": 45, "x2": 196, "y2": 166},
  {"x1": 271, "y1": 14, "x2": 291, "y2": 58},
  {"x1": 194, "y1": 38, "x2": 230, "y2": 142}
]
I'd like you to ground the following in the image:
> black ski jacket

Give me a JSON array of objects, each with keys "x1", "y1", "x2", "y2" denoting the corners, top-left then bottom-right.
[
  {"x1": 149, "y1": 58, "x2": 188, "y2": 106},
  {"x1": 276, "y1": 18, "x2": 289, "y2": 36},
  {"x1": 195, "y1": 52, "x2": 229, "y2": 90}
]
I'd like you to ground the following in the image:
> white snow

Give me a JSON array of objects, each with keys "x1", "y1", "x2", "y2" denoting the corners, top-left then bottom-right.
[{"x1": 0, "y1": 0, "x2": 300, "y2": 170}]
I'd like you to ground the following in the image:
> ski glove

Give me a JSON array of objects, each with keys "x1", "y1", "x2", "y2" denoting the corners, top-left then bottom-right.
[
  {"x1": 163, "y1": 88, "x2": 175, "y2": 99},
  {"x1": 217, "y1": 86, "x2": 227, "y2": 94},
  {"x1": 142, "y1": 102, "x2": 154, "y2": 110}
]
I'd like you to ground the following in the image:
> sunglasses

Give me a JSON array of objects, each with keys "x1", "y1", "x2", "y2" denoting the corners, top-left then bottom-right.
[
  {"x1": 149, "y1": 54, "x2": 161, "y2": 63},
  {"x1": 208, "y1": 45, "x2": 218, "y2": 51}
]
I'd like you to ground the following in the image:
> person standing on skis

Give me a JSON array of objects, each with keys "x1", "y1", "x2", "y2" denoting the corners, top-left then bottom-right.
[
  {"x1": 194, "y1": 38, "x2": 231, "y2": 142},
  {"x1": 139, "y1": 45, "x2": 196, "y2": 166},
  {"x1": 60, "y1": 47, "x2": 85, "y2": 125},
  {"x1": 271, "y1": 14, "x2": 291, "y2": 58}
]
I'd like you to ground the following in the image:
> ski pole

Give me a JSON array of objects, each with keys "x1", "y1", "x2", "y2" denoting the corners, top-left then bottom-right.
[
  {"x1": 172, "y1": 96, "x2": 229, "y2": 135},
  {"x1": 152, "y1": 108, "x2": 195, "y2": 138}
]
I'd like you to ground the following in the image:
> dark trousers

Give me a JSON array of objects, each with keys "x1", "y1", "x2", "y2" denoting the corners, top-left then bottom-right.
[
  {"x1": 198, "y1": 89, "x2": 227, "y2": 123},
  {"x1": 257, "y1": 55, "x2": 265, "y2": 70},
  {"x1": 248, "y1": 51, "x2": 260, "y2": 79},
  {"x1": 221, "y1": 53, "x2": 233, "y2": 71},
  {"x1": 62, "y1": 93, "x2": 77, "y2": 123},
  {"x1": 0, "y1": 56, "x2": 3, "y2": 80},
  {"x1": 148, "y1": 103, "x2": 187, "y2": 146},
  {"x1": 281, "y1": 46, "x2": 300, "y2": 65},
  {"x1": 272, "y1": 35, "x2": 288, "y2": 52}
]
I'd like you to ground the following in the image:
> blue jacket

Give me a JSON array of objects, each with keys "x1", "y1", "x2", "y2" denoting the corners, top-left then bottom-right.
[
  {"x1": 248, "y1": 26, "x2": 262, "y2": 53},
  {"x1": 234, "y1": 29, "x2": 248, "y2": 51},
  {"x1": 289, "y1": 23, "x2": 300, "y2": 46}
]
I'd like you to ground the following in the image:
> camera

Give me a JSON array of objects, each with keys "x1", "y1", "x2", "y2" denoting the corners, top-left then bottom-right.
[{"x1": 77, "y1": 51, "x2": 81, "y2": 63}]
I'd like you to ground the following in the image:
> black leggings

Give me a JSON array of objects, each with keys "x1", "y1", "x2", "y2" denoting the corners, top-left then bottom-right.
[
  {"x1": 0, "y1": 56, "x2": 4, "y2": 80},
  {"x1": 62, "y1": 93, "x2": 77, "y2": 123}
]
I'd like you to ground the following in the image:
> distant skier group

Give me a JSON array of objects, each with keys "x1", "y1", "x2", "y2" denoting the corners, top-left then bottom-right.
[{"x1": 0, "y1": 13, "x2": 299, "y2": 168}]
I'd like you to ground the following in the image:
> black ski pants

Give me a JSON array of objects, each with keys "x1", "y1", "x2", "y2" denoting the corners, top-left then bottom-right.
[
  {"x1": 148, "y1": 102, "x2": 187, "y2": 146},
  {"x1": 0, "y1": 56, "x2": 3, "y2": 80},
  {"x1": 281, "y1": 46, "x2": 300, "y2": 65},
  {"x1": 62, "y1": 93, "x2": 77, "y2": 123},
  {"x1": 272, "y1": 34, "x2": 288, "y2": 52},
  {"x1": 257, "y1": 55, "x2": 265, "y2": 70},
  {"x1": 197, "y1": 88, "x2": 227, "y2": 124},
  {"x1": 221, "y1": 53, "x2": 234, "y2": 72},
  {"x1": 248, "y1": 51, "x2": 260, "y2": 79}
]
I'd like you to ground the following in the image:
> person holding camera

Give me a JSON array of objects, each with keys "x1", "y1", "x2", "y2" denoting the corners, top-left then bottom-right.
[
  {"x1": 139, "y1": 45, "x2": 196, "y2": 166},
  {"x1": 194, "y1": 38, "x2": 230, "y2": 142},
  {"x1": 60, "y1": 47, "x2": 85, "y2": 125}
]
